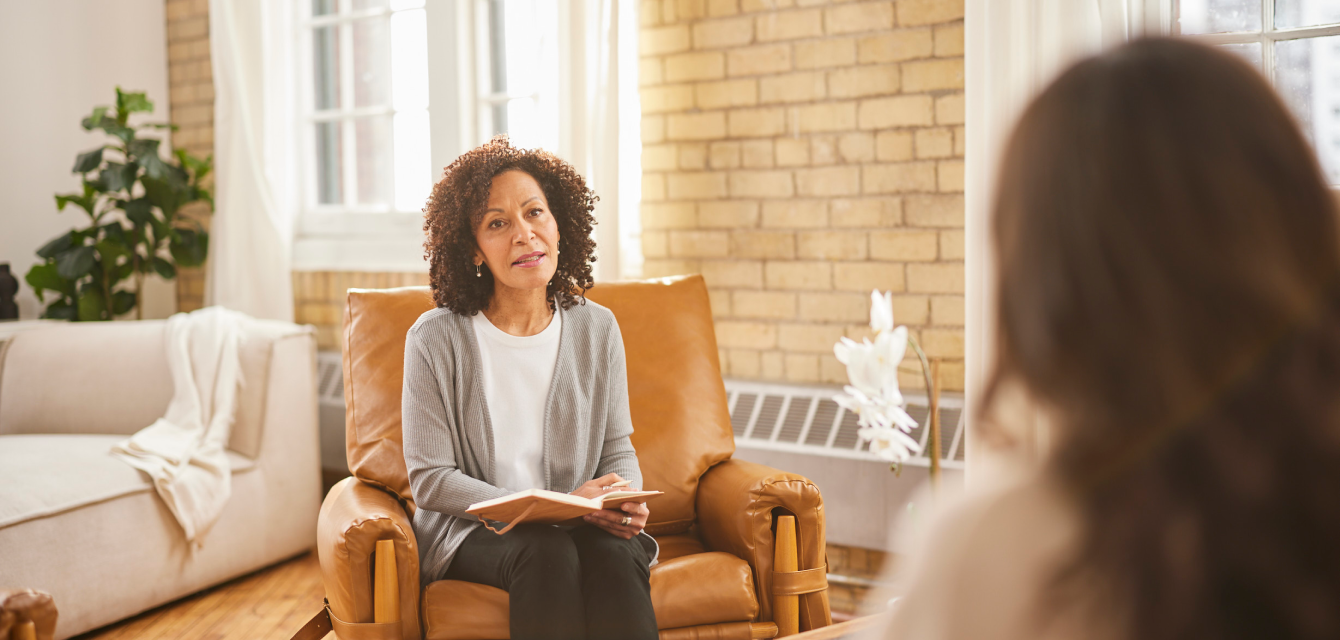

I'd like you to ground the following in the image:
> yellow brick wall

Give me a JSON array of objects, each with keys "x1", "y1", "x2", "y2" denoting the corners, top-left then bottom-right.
[
  {"x1": 639, "y1": 0, "x2": 965, "y2": 391},
  {"x1": 165, "y1": 0, "x2": 214, "y2": 313},
  {"x1": 292, "y1": 271, "x2": 431, "y2": 350}
]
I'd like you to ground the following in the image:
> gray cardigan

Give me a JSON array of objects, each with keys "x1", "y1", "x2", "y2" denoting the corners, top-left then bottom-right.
[{"x1": 402, "y1": 299, "x2": 655, "y2": 584}]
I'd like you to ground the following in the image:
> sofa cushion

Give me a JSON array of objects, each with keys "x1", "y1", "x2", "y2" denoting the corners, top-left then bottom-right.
[
  {"x1": 421, "y1": 551, "x2": 757, "y2": 640},
  {"x1": 0, "y1": 319, "x2": 302, "y2": 459},
  {"x1": 0, "y1": 434, "x2": 255, "y2": 530}
]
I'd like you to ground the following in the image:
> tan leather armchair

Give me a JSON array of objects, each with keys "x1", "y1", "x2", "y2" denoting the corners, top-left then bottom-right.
[{"x1": 317, "y1": 275, "x2": 831, "y2": 640}]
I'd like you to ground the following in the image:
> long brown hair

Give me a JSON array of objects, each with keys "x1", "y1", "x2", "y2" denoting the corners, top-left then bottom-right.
[{"x1": 986, "y1": 38, "x2": 1340, "y2": 638}]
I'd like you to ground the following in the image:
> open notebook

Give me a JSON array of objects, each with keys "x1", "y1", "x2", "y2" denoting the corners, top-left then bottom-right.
[{"x1": 466, "y1": 489, "x2": 663, "y2": 534}]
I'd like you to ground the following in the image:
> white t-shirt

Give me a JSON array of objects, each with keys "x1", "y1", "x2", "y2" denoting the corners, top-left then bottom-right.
[{"x1": 471, "y1": 307, "x2": 562, "y2": 492}]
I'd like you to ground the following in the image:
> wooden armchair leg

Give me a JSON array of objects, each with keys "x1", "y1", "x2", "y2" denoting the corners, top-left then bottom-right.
[
  {"x1": 10, "y1": 621, "x2": 35, "y2": 640},
  {"x1": 374, "y1": 539, "x2": 400, "y2": 624},
  {"x1": 774, "y1": 515, "x2": 799, "y2": 637}
]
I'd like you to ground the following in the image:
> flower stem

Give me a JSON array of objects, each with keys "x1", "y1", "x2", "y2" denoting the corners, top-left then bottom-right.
[{"x1": 907, "y1": 334, "x2": 940, "y2": 491}]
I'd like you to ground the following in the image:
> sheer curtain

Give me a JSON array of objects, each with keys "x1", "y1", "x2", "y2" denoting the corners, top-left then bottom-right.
[
  {"x1": 205, "y1": 0, "x2": 298, "y2": 322},
  {"x1": 963, "y1": 0, "x2": 1171, "y2": 487},
  {"x1": 560, "y1": 0, "x2": 642, "y2": 282}
]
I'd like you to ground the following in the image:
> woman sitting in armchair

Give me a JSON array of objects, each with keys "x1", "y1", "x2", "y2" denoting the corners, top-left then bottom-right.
[{"x1": 401, "y1": 136, "x2": 658, "y2": 640}]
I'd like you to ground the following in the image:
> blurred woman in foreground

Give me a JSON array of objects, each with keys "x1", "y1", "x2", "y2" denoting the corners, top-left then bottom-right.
[{"x1": 887, "y1": 38, "x2": 1340, "y2": 640}]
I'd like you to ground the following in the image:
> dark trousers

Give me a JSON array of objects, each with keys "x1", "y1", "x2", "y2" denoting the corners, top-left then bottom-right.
[{"x1": 444, "y1": 524, "x2": 659, "y2": 640}]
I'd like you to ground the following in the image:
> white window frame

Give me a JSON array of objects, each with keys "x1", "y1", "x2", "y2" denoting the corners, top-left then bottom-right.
[
  {"x1": 1177, "y1": 0, "x2": 1340, "y2": 80},
  {"x1": 292, "y1": 0, "x2": 478, "y2": 272},
  {"x1": 291, "y1": 0, "x2": 638, "y2": 277}
]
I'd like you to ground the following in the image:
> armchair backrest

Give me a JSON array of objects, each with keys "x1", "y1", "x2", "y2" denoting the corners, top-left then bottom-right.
[{"x1": 341, "y1": 275, "x2": 735, "y2": 533}]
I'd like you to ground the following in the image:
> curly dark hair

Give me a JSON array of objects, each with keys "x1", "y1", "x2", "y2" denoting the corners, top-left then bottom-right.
[{"x1": 422, "y1": 136, "x2": 597, "y2": 316}]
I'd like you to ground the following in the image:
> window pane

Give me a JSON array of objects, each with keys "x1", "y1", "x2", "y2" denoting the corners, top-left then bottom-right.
[
  {"x1": 352, "y1": 18, "x2": 390, "y2": 108},
  {"x1": 394, "y1": 110, "x2": 431, "y2": 211},
  {"x1": 487, "y1": 0, "x2": 508, "y2": 96},
  {"x1": 315, "y1": 121, "x2": 344, "y2": 205},
  {"x1": 312, "y1": 0, "x2": 337, "y2": 16},
  {"x1": 355, "y1": 117, "x2": 393, "y2": 205},
  {"x1": 490, "y1": 103, "x2": 509, "y2": 138},
  {"x1": 1276, "y1": 36, "x2": 1340, "y2": 184},
  {"x1": 502, "y1": 0, "x2": 557, "y2": 96},
  {"x1": 504, "y1": 98, "x2": 539, "y2": 150},
  {"x1": 390, "y1": 9, "x2": 429, "y2": 110},
  {"x1": 1178, "y1": 0, "x2": 1262, "y2": 35},
  {"x1": 482, "y1": 0, "x2": 560, "y2": 150},
  {"x1": 1220, "y1": 42, "x2": 1263, "y2": 71},
  {"x1": 313, "y1": 26, "x2": 341, "y2": 111},
  {"x1": 1276, "y1": 0, "x2": 1340, "y2": 28},
  {"x1": 353, "y1": 0, "x2": 388, "y2": 10},
  {"x1": 390, "y1": 0, "x2": 425, "y2": 9}
]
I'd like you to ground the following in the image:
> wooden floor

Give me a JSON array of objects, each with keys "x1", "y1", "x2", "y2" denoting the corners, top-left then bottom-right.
[{"x1": 72, "y1": 551, "x2": 326, "y2": 640}]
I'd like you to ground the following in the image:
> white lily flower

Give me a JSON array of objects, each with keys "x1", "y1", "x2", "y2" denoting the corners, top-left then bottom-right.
[
  {"x1": 859, "y1": 425, "x2": 922, "y2": 462},
  {"x1": 870, "y1": 290, "x2": 895, "y2": 333},
  {"x1": 833, "y1": 290, "x2": 923, "y2": 467}
]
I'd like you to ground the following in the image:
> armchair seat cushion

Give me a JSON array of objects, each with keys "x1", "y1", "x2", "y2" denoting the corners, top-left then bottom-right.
[
  {"x1": 421, "y1": 551, "x2": 758, "y2": 640},
  {"x1": 0, "y1": 434, "x2": 255, "y2": 530}
]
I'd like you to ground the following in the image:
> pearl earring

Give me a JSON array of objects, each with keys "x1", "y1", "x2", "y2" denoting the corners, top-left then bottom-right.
[{"x1": 475, "y1": 264, "x2": 481, "y2": 278}]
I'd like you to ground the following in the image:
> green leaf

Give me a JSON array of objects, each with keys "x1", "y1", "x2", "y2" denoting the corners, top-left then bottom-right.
[
  {"x1": 117, "y1": 260, "x2": 135, "y2": 281},
  {"x1": 97, "y1": 162, "x2": 137, "y2": 192},
  {"x1": 36, "y1": 231, "x2": 76, "y2": 259},
  {"x1": 151, "y1": 256, "x2": 177, "y2": 279},
  {"x1": 141, "y1": 153, "x2": 171, "y2": 180},
  {"x1": 81, "y1": 106, "x2": 109, "y2": 131},
  {"x1": 123, "y1": 197, "x2": 153, "y2": 226},
  {"x1": 95, "y1": 239, "x2": 127, "y2": 261},
  {"x1": 116, "y1": 88, "x2": 153, "y2": 115},
  {"x1": 170, "y1": 228, "x2": 208, "y2": 267},
  {"x1": 24, "y1": 262, "x2": 67, "y2": 302},
  {"x1": 112, "y1": 290, "x2": 138, "y2": 315},
  {"x1": 56, "y1": 245, "x2": 96, "y2": 280},
  {"x1": 129, "y1": 138, "x2": 172, "y2": 180},
  {"x1": 101, "y1": 221, "x2": 128, "y2": 245},
  {"x1": 107, "y1": 124, "x2": 135, "y2": 144},
  {"x1": 42, "y1": 300, "x2": 77, "y2": 321},
  {"x1": 72, "y1": 148, "x2": 104, "y2": 173},
  {"x1": 141, "y1": 176, "x2": 183, "y2": 215},
  {"x1": 76, "y1": 288, "x2": 106, "y2": 321}
]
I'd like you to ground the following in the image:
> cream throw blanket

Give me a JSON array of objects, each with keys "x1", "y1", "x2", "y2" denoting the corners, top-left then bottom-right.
[{"x1": 112, "y1": 306, "x2": 249, "y2": 546}]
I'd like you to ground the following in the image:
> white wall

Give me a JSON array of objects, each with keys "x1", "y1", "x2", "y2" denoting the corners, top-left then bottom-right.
[{"x1": 0, "y1": 0, "x2": 176, "y2": 321}]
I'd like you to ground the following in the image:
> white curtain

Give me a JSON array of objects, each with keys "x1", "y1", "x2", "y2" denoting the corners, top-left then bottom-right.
[
  {"x1": 206, "y1": 0, "x2": 298, "y2": 322},
  {"x1": 963, "y1": 0, "x2": 1170, "y2": 487},
  {"x1": 560, "y1": 0, "x2": 642, "y2": 282}
]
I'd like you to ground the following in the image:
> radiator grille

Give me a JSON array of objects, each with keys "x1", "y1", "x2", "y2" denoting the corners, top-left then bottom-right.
[{"x1": 723, "y1": 379, "x2": 966, "y2": 468}]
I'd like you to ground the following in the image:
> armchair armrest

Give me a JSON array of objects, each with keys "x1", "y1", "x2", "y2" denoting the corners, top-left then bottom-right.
[
  {"x1": 0, "y1": 588, "x2": 57, "y2": 640},
  {"x1": 696, "y1": 458, "x2": 832, "y2": 631},
  {"x1": 317, "y1": 477, "x2": 421, "y2": 640}
]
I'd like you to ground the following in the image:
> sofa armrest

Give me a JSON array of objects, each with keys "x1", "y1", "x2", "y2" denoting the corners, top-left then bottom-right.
[
  {"x1": 696, "y1": 458, "x2": 831, "y2": 631},
  {"x1": 318, "y1": 477, "x2": 421, "y2": 640}
]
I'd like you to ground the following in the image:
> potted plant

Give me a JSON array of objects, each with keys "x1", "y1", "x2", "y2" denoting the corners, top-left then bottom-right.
[{"x1": 25, "y1": 87, "x2": 212, "y2": 321}]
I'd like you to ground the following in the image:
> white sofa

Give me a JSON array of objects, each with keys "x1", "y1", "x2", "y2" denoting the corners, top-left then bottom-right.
[{"x1": 0, "y1": 318, "x2": 322, "y2": 639}]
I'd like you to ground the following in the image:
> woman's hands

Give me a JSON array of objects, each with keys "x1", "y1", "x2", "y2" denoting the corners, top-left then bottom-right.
[
  {"x1": 584, "y1": 502, "x2": 649, "y2": 540},
  {"x1": 570, "y1": 473, "x2": 651, "y2": 539},
  {"x1": 570, "y1": 473, "x2": 626, "y2": 500}
]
